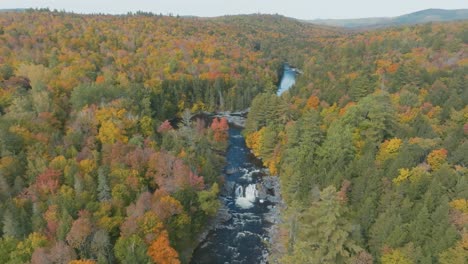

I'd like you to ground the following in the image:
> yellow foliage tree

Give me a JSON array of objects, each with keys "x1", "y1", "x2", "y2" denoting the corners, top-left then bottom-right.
[
  {"x1": 393, "y1": 168, "x2": 411, "y2": 185},
  {"x1": 79, "y1": 159, "x2": 96, "y2": 175},
  {"x1": 427, "y1": 148, "x2": 448, "y2": 171},
  {"x1": 376, "y1": 138, "x2": 403, "y2": 165},
  {"x1": 265, "y1": 153, "x2": 281, "y2": 176},
  {"x1": 98, "y1": 120, "x2": 128, "y2": 144},
  {"x1": 191, "y1": 101, "x2": 207, "y2": 112},
  {"x1": 139, "y1": 116, "x2": 154, "y2": 137},
  {"x1": 69, "y1": 260, "x2": 96, "y2": 264},
  {"x1": 381, "y1": 249, "x2": 413, "y2": 264},
  {"x1": 393, "y1": 166, "x2": 427, "y2": 185},
  {"x1": 449, "y1": 199, "x2": 468, "y2": 214},
  {"x1": 138, "y1": 211, "x2": 163, "y2": 237},
  {"x1": 245, "y1": 127, "x2": 265, "y2": 158}
]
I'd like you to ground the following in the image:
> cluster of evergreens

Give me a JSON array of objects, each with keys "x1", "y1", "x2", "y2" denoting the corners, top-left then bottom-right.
[{"x1": 245, "y1": 21, "x2": 467, "y2": 263}]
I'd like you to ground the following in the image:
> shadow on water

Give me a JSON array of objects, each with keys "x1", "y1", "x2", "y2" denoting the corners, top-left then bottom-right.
[{"x1": 191, "y1": 127, "x2": 273, "y2": 264}]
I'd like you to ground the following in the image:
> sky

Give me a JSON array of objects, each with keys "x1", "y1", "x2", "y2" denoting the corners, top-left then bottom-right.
[{"x1": 1, "y1": 0, "x2": 467, "y2": 19}]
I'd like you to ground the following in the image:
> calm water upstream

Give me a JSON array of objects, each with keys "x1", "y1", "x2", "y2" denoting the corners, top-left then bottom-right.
[{"x1": 277, "y1": 64, "x2": 298, "y2": 96}]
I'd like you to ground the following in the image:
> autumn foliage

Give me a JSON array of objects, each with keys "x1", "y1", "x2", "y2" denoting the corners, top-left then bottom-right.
[
  {"x1": 148, "y1": 231, "x2": 180, "y2": 264},
  {"x1": 69, "y1": 260, "x2": 96, "y2": 264},
  {"x1": 158, "y1": 120, "x2": 173, "y2": 134},
  {"x1": 211, "y1": 117, "x2": 229, "y2": 142},
  {"x1": 35, "y1": 168, "x2": 61, "y2": 196},
  {"x1": 427, "y1": 148, "x2": 448, "y2": 170},
  {"x1": 0, "y1": 8, "x2": 466, "y2": 264},
  {"x1": 243, "y1": 18, "x2": 468, "y2": 263}
]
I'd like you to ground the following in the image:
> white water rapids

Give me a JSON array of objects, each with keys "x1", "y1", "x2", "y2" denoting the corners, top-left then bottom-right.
[{"x1": 235, "y1": 184, "x2": 258, "y2": 209}]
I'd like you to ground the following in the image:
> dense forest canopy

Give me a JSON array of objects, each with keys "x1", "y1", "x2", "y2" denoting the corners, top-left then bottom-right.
[
  {"x1": 0, "y1": 10, "x2": 340, "y2": 263},
  {"x1": 245, "y1": 20, "x2": 467, "y2": 264},
  {"x1": 0, "y1": 8, "x2": 467, "y2": 264}
]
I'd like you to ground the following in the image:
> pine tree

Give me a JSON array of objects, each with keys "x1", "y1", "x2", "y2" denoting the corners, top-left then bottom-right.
[
  {"x1": 2, "y1": 209, "x2": 21, "y2": 238},
  {"x1": 97, "y1": 167, "x2": 111, "y2": 201},
  {"x1": 285, "y1": 186, "x2": 360, "y2": 263}
]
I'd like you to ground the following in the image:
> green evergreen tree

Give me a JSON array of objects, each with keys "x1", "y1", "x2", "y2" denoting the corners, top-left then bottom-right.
[
  {"x1": 97, "y1": 167, "x2": 111, "y2": 202},
  {"x1": 284, "y1": 186, "x2": 360, "y2": 263},
  {"x1": 2, "y1": 209, "x2": 21, "y2": 238}
]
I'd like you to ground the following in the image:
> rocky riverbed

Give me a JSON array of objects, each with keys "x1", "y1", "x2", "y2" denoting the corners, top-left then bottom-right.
[{"x1": 190, "y1": 127, "x2": 282, "y2": 264}]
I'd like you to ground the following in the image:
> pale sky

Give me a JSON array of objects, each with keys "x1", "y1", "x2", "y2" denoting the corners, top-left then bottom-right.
[{"x1": 1, "y1": 0, "x2": 467, "y2": 19}]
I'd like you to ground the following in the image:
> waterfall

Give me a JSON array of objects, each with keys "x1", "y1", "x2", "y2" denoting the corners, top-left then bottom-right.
[
  {"x1": 235, "y1": 184, "x2": 257, "y2": 209},
  {"x1": 191, "y1": 127, "x2": 273, "y2": 263},
  {"x1": 235, "y1": 185, "x2": 243, "y2": 197},
  {"x1": 244, "y1": 184, "x2": 258, "y2": 202}
]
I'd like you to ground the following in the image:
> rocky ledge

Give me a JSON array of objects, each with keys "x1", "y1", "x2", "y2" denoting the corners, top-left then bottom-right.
[
  {"x1": 212, "y1": 109, "x2": 249, "y2": 128},
  {"x1": 259, "y1": 175, "x2": 285, "y2": 263},
  {"x1": 196, "y1": 202, "x2": 232, "y2": 244}
]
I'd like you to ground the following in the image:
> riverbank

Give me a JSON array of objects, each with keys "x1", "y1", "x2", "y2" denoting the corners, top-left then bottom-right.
[
  {"x1": 190, "y1": 126, "x2": 282, "y2": 263},
  {"x1": 190, "y1": 62, "x2": 296, "y2": 262},
  {"x1": 211, "y1": 109, "x2": 250, "y2": 128}
]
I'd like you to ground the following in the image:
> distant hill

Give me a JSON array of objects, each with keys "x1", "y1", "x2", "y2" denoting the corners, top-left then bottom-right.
[
  {"x1": 0, "y1": 8, "x2": 26, "y2": 13},
  {"x1": 307, "y1": 9, "x2": 468, "y2": 28}
]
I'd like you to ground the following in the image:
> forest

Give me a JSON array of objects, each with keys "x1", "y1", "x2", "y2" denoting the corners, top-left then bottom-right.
[
  {"x1": 245, "y1": 21, "x2": 468, "y2": 263},
  {"x1": 0, "y1": 8, "x2": 466, "y2": 264}
]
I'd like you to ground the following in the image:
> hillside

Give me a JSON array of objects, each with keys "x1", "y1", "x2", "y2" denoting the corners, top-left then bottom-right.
[
  {"x1": 0, "y1": 9, "x2": 466, "y2": 264},
  {"x1": 308, "y1": 8, "x2": 468, "y2": 28},
  {"x1": 0, "y1": 9, "x2": 26, "y2": 13},
  {"x1": 245, "y1": 19, "x2": 468, "y2": 263},
  {"x1": 0, "y1": 10, "x2": 337, "y2": 263}
]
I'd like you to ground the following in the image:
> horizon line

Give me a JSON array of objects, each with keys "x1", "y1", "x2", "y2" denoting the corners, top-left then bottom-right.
[{"x1": 2, "y1": 7, "x2": 467, "y2": 21}]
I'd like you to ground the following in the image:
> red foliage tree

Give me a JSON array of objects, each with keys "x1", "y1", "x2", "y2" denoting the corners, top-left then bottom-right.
[
  {"x1": 66, "y1": 210, "x2": 93, "y2": 251},
  {"x1": 189, "y1": 171, "x2": 205, "y2": 191},
  {"x1": 125, "y1": 147, "x2": 153, "y2": 171},
  {"x1": 211, "y1": 117, "x2": 229, "y2": 142},
  {"x1": 157, "y1": 120, "x2": 173, "y2": 134},
  {"x1": 35, "y1": 168, "x2": 61, "y2": 196},
  {"x1": 152, "y1": 190, "x2": 183, "y2": 222}
]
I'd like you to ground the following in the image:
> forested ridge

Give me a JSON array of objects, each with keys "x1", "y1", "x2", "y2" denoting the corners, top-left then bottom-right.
[
  {"x1": 245, "y1": 21, "x2": 468, "y2": 263},
  {"x1": 0, "y1": 10, "x2": 340, "y2": 263},
  {"x1": 0, "y1": 8, "x2": 466, "y2": 264}
]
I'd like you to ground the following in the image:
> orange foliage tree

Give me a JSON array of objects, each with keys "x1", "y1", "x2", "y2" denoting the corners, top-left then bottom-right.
[
  {"x1": 427, "y1": 148, "x2": 448, "y2": 170},
  {"x1": 147, "y1": 231, "x2": 180, "y2": 264},
  {"x1": 306, "y1": 95, "x2": 320, "y2": 110}
]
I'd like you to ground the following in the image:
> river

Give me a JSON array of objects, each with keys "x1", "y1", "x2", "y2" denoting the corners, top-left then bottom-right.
[
  {"x1": 277, "y1": 64, "x2": 298, "y2": 96},
  {"x1": 191, "y1": 127, "x2": 273, "y2": 264},
  {"x1": 190, "y1": 65, "x2": 296, "y2": 263}
]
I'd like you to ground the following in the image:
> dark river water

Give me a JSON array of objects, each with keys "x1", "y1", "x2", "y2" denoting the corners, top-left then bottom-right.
[
  {"x1": 191, "y1": 65, "x2": 296, "y2": 263},
  {"x1": 190, "y1": 127, "x2": 272, "y2": 264}
]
